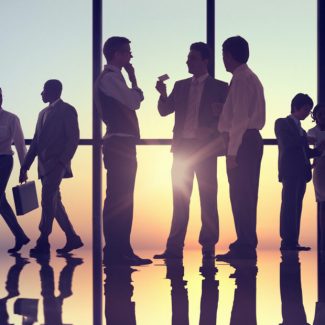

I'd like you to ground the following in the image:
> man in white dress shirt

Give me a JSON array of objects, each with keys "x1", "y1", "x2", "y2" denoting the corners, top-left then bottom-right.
[
  {"x1": 216, "y1": 36, "x2": 265, "y2": 260},
  {"x1": 94, "y1": 36, "x2": 152, "y2": 266},
  {"x1": 0, "y1": 87, "x2": 30, "y2": 252}
]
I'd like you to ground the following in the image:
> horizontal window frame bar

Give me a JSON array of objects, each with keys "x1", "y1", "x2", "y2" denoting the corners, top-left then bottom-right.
[{"x1": 22, "y1": 138, "x2": 278, "y2": 145}]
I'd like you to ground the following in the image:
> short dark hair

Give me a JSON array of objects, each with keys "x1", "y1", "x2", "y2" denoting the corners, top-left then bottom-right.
[
  {"x1": 311, "y1": 103, "x2": 325, "y2": 122},
  {"x1": 103, "y1": 36, "x2": 130, "y2": 61},
  {"x1": 223, "y1": 36, "x2": 249, "y2": 63},
  {"x1": 291, "y1": 93, "x2": 313, "y2": 113},
  {"x1": 44, "y1": 79, "x2": 62, "y2": 97},
  {"x1": 190, "y1": 42, "x2": 211, "y2": 62}
]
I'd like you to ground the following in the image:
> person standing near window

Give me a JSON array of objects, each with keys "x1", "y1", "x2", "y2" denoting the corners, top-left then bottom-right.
[
  {"x1": 308, "y1": 104, "x2": 325, "y2": 250},
  {"x1": 216, "y1": 36, "x2": 265, "y2": 261},
  {"x1": 94, "y1": 36, "x2": 152, "y2": 266},
  {"x1": 0, "y1": 87, "x2": 30, "y2": 253},
  {"x1": 275, "y1": 94, "x2": 324, "y2": 251}
]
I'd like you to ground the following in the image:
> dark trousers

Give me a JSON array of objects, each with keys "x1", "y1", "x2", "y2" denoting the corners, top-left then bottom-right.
[
  {"x1": 280, "y1": 252, "x2": 308, "y2": 325},
  {"x1": 227, "y1": 130, "x2": 263, "y2": 253},
  {"x1": 166, "y1": 140, "x2": 219, "y2": 254},
  {"x1": 280, "y1": 177, "x2": 306, "y2": 248},
  {"x1": 230, "y1": 261, "x2": 257, "y2": 325},
  {"x1": 318, "y1": 202, "x2": 325, "y2": 250},
  {"x1": 39, "y1": 165, "x2": 76, "y2": 239},
  {"x1": 0, "y1": 155, "x2": 26, "y2": 239},
  {"x1": 103, "y1": 137, "x2": 137, "y2": 258}
]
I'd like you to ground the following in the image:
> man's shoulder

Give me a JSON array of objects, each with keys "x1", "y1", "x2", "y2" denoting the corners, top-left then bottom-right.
[
  {"x1": 175, "y1": 77, "x2": 192, "y2": 85},
  {"x1": 209, "y1": 77, "x2": 228, "y2": 88},
  {"x1": 1, "y1": 109, "x2": 19, "y2": 120},
  {"x1": 275, "y1": 116, "x2": 289, "y2": 122},
  {"x1": 58, "y1": 101, "x2": 77, "y2": 116}
]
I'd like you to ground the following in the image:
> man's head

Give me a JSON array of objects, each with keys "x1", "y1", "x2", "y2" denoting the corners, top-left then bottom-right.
[
  {"x1": 0, "y1": 88, "x2": 2, "y2": 107},
  {"x1": 186, "y1": 42, "x2": 211, "y2": 77},
  {"x1": 41, "y1": 79, "x2": 62, "y2": 104},
  {"x1": 291, "y1": 93, "x2": 313, "y2": 120},
  {"x1": 222, "y1": 36, "x2": 249, "y2": 73},
  {"x1": 103, "y1": 36, "x2": 132, "y2": 67}
]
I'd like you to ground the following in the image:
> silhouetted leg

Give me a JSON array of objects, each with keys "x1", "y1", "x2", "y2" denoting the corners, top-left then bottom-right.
[
  {"x1": 0, "y1": 254, "x2": 29, "y2": 325},
  {"x1": 58, "y1": 255, "x2": 83, "y2": 299},
  {"x1": 103, "y1": 138, "x2": 137, "y2": 260},
  {"x1": 296, "y1": 181, "x2": 307, "y2": 242},
  {"x1": 5, "y1": 254, "x2": 29, "y2": 299},
  {"x1": 319, "y1": 202, "x2": 325, "y2": 251},
  {"x1": 37, "y1": 256, "x2": 62, "y2": 325},
  {"x1": 0, "y1": 194, "x2": 27, "y2": 239},
  {"x1": 104, "y1": 266, "x2": 136, "y2": 325},
  {"x1": 230, "y1": 260, "x2": 257, "y2": 325},
  {"x1": 39, "y1": 165, "x2": 66, "y2": 238},
  {"x1": 54, "y1": 190, "x2": 78, "y2": 239},
  {"x1": 196, "y1": 156, "x2": 219, "y2": 252},
  {"x1": 0, "y1": 155, "x2": 27, "y2": 240},
  {"x1": 166, "y1": 259, "x2": 189, "y2": 325},
  {"x1": 166, "y1": 155, "x2": 194, "y2": 254},
  {"x1": 280, "y1": 178, "x2": 306, "y2": 248},
  {"x1": 199, "y1": 259, "x2": 218, "y2": 325},
  {"x1": 280, "y1": 251, "x2": 308, "y2": 325},
  {"x1": 227, "y1": 130, "x2": 263, "y2": 253}
]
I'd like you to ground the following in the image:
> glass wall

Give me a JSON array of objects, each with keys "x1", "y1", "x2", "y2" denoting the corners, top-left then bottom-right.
[{"x1": 0, "y1": 1, "x2": 92, "y2": 139}]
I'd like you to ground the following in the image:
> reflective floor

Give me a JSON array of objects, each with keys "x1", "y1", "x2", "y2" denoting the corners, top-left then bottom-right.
[{"x1": 0, "y1": 248, "x2": 323, "y2": 325}]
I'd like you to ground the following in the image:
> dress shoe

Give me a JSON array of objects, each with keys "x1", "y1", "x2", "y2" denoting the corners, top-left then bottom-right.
[
  {"x1": 153, "y1": 251, "x2": 183, "y2": 259},
  {"x1": 30, "y1": 242, "x2": 50, "y2": 256},
  {"x1": 280, "y1": 244, "x2": 311, "y2": 251},
  {"x1": 104, "y1": 253, "x2": 152, "y2": 266},
  {"x1": 216, "y1": 250, "x2": 257, "y2": 261},
  {"x1": 124, "y1": 254, "x2": 152, "y2": 266},
  {"x1": 295, "y1": 244, "x2": 311, "y2": 251},
  {"x1": 7, "y1": 236, "x2": 30, "y2": 253},
  {"x1": 56, "y1": 236, "x2": 84, "y2": 254}
]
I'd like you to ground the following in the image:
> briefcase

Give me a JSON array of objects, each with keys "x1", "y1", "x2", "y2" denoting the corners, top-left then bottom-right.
[{"x1": 12, "y1": 181, "x2": 39, "y2": 215}]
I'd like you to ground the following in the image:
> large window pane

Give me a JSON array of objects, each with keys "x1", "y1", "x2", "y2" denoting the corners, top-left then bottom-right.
[{"x1": 0, "y1": 1, "x2": 92, "y2": 139}]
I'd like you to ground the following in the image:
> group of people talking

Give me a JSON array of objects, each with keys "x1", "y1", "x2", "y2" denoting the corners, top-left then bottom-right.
[{"x1": 0, "y1": 35, "x2": 324, "y2": 265}]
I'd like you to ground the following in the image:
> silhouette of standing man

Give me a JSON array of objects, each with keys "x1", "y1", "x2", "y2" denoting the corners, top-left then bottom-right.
[
  {"x1": 154, "y1": 42, "x2": 228, "y2": 260},
  {"x1": 275, "y1": 94, "x2": 324, "y2": 251},
  {"x1": 94, "y1": 37, "x2": 151, "y2": 266},
  {"x1": 20, "y1": 79, "x2": 83, "y2": 255},
  {"x1": 216, "y1": 36, "x2": 265, "y2": 261}
]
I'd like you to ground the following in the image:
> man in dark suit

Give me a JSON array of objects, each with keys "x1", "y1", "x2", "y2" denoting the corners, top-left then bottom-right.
[
  {"x1": 19, "y1": 79, "x2": 83, "y2": 255},
  {"x1": 154, "y1": 42, "x2": 228, "y2": 259},
  {"x1": 275, "y1": 93, "x2": 324, "y2": 251}
]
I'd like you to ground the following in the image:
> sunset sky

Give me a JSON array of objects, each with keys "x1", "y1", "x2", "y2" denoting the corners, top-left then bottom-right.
[{"x1": 0, "y1": 0, "x2": 318, "y2": 251}]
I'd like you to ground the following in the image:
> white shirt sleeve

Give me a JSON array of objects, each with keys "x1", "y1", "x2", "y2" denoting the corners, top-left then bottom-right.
[
  {"x1": 99, "y1": 72, "x2": 144, "y2": 110},
  {"x1": 12, "y1": 116, "x2": 27, "y2": 165},
  {"x1": 226, "y1": 77, "x2": 253, "y2": 156}
]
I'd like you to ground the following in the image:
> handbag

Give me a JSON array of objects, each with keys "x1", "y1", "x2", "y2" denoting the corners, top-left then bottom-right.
[{"x1": 12, "y1": 181, "x2": 39, "y2": 215}]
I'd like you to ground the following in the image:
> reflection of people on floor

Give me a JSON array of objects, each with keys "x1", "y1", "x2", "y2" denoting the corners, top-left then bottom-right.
[
  {"x1": 314, "y1": 250, "x2": 325, "y2": 325},
  {"x1": 34, "y1": 253, "x2": 83, "y2": 325},
  {"x1": 104, "y1": 265, "x2": 136, "y2": 325},
  {"x1": 229, "y1": 259, "x2": 257, "y2": 325},
  {"x1": 0, "y1": 253, "x2": 29, "y2": 325},
  {"x1": 165, "y1": 259, "x2": 189, "y2": 325},
  {"x1": 199, "y1": 259, "x2": 218, "y2": 325},
  {"x1": 279, "y1": 251, "x2": 310, "y2": 325}
]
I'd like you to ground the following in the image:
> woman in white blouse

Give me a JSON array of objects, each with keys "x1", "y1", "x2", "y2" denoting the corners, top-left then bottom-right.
[
  {"x1": 0, "y1": 88, "x2": 30, "y2": 252},
  {"x1": 308, "y1": 104, "x2": 325, "y2": 250}
]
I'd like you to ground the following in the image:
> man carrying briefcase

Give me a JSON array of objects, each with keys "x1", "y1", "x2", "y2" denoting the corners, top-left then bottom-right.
[{"x1": 19, "y1": 79, "x2": 83, "y2": 255}]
